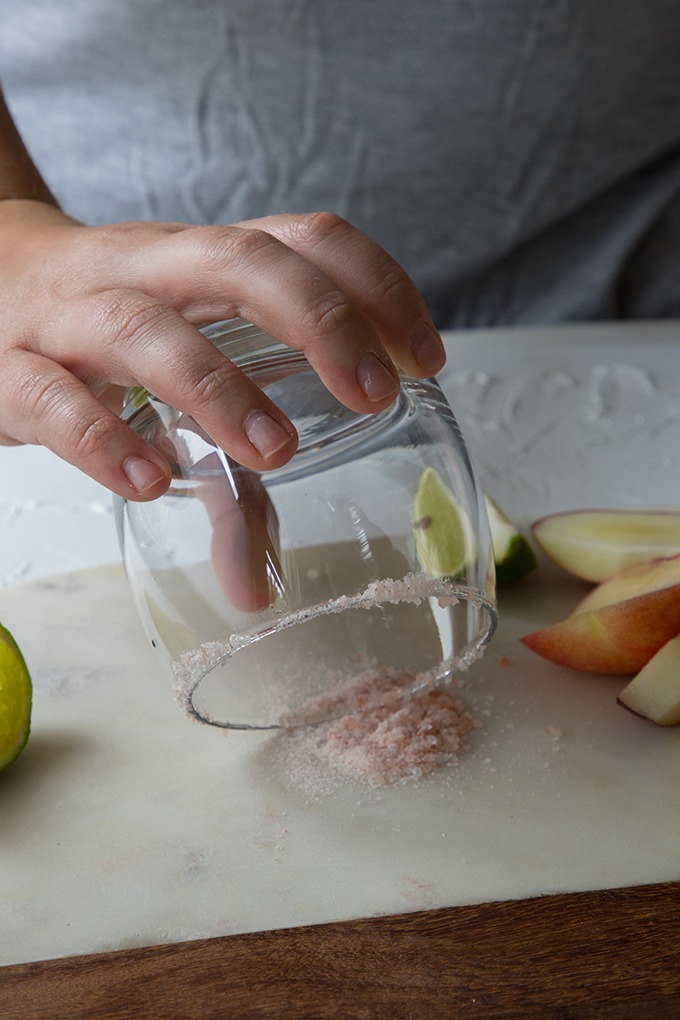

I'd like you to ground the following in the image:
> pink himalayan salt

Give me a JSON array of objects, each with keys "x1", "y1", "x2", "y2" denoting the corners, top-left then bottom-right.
[{"x1": 282, "y1": 666, "x2": 475, "y2": 787}]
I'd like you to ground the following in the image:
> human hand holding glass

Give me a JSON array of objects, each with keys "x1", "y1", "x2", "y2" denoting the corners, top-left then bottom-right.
[
  {"x1": 0, "y1": 196, "x2": 446, "y2": 501},
  {"x1": 116, "y1": 322, "x2": 497, "y2": 730}
]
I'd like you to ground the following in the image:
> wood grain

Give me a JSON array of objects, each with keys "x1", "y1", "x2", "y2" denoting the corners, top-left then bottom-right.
[{"x1": 2, "y1": 882, "x2": 680, "y2": 1020}]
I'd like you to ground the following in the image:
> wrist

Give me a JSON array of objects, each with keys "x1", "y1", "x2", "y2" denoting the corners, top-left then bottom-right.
[
  {"x1": 0, "y1": 197, "x2": 78, "y2": 229},
  {"x1": 0, "y1": 200, "x2": 82, "y2": 276}
]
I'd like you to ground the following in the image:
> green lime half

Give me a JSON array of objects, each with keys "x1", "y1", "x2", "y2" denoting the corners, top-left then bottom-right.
[
  {"x1": 484, "y1": 493, "x2": 537, "y2": 586},
  {"x1": 0, "y1": 623, "x2": 32, "y2": 772},
  {"x1": 413, "y1": 467, "x2": 470, "y2": 578}
]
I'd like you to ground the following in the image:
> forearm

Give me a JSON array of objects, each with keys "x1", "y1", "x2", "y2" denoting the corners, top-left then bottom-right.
[{"x1": 0, "y1": 84, "x2": 58, "y2": 206}]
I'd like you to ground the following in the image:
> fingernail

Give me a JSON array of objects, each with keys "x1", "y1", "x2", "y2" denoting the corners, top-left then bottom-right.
[
  {"x1": 356, "y1": 352, "x2": 399, "y2": 403},
  {"x1": 411, "y1": 321, "x2": 446, "y2": 374},
  {"x1": 123, "y1": 455, "x2": 169, "y2": 494},
  {"x1": 244, "y1": 410, "x2": 294, "y2": 459}
]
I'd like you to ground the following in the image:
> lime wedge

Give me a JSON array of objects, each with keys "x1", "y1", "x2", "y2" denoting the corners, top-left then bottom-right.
[
  {"x1": 0, "y1": 623, "x2": 32, "y2": 772},
  {"x1": 484, "y1": 493, "x2": 537, "y2": 586},
  {"x1": 413, "y1": 467, "x2": 470, "y2": 577}
]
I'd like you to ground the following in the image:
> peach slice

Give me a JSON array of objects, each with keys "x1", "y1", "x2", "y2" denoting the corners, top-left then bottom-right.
[
  {"x1": 575, "y1": 554, "x2": 680, "y2": 613},
  {"x1": 617, "y1": 633, "x2": 680, "y2": 725},
  {"x1": 520, "y1": 553, "x2": 680, "y2": 675},
  {"x1": 532, "y1": 509, "x2": 680, "y2": 583}
]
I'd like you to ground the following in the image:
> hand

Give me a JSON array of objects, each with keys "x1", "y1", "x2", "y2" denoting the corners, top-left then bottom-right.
[{"x1": 0, "y1": 200, "x2": 446, "y2": 501}]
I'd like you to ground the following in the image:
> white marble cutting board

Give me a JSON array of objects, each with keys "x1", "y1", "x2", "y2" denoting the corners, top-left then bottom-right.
[{"x1": 1, "y1": 321, "x2": 679, "y2": 967}]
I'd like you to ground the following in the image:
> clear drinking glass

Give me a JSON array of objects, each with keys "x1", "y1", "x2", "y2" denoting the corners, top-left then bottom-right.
[{"x1": 114, "y1": 319, "x2": 497, "y2": 730}]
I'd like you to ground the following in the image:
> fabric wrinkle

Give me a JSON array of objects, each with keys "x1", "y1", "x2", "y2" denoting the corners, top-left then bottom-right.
[{"x1": 0, "y1": 0, "x2": 678, "y2": 325}]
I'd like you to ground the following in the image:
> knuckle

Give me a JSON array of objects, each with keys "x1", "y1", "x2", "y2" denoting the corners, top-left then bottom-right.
[
  {"x1": 18, "y1": 371, "x2": 112, "y2": 461},
  {"x1": 68, "y1": 414, "x2": 116, "y2": 463},
  {"x1": 287, "y1": 211, "x2": 351, "y2": 249},
  {"x1": 17, "y1": 370, "x2": 69, "y2": 424},
  {"x1": 300, "y1": 292, "x2": 358, "y2": 341},
  {"x1": 371, "y1": 263, "x2": 415, "y2": 306},
  {"x1": 93, "y1": 292, "x2": 173, "y2": 353},
  {"x1": 189, "y1": 225, "x2": 282, "y2": 270},
  {"x1": 181, "y1": 360, "x2": 242, "y2": 409},
  {"x1": 89, "y1": 221, "x2": 147, "y2": 244},
  {"x1": 282, "y1": 213, "x2": 417, "y2": 310}
]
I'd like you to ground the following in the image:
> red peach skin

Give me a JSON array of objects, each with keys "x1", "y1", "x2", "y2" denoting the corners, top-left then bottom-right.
[{"x1": 520, "y1": 583, "x2": 680, "y2": 675}]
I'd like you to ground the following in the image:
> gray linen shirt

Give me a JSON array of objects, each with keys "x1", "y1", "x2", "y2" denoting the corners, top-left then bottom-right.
[{"x1": 1, "y1": 0, "x2": 679, "y2": 327}]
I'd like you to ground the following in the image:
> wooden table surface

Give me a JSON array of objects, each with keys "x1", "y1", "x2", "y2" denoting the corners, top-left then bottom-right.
[{"x1": 2, "y1": 881, "x2": 680, "y2": 1019}]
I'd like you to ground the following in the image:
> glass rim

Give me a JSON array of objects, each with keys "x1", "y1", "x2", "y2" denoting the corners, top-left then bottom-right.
[{"x1": 172, "y1": 581, "x2": 498, "y2": 730}]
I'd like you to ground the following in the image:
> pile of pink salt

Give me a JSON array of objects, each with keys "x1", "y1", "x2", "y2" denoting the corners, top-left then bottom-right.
[{"x1": 280, "y1": 666, "x2": 475, "y2": 787}]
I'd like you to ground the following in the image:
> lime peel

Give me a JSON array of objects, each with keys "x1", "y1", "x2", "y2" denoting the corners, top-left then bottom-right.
[
  {"x1": 484, "y1": 493, "x2": 538, "y2": 585},
  {"x1": 413, "y1": 469, "x2": 536, "y2": 586},
  {"x1": 0, "y1": 623, "x2": 32, "y2": 772}
]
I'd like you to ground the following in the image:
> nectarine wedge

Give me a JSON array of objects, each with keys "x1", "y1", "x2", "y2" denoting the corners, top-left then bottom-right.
[
  {"x1": 521, "y1": 553, "x2": 680, "y2": 675},
  {"x1": 618, "y1": 633, "x2": 680, "y2": 725},
  {"x1": 532, "y1": 509, "x2": 680, "y2": 583},
  {"x1": 576, "y1": 553, "x2": 680, "y2": 613}
]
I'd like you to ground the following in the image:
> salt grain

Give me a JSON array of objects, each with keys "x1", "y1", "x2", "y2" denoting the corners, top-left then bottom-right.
[{"x1": 280, "y1": 666, "x2": 475, "y2": 788}]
